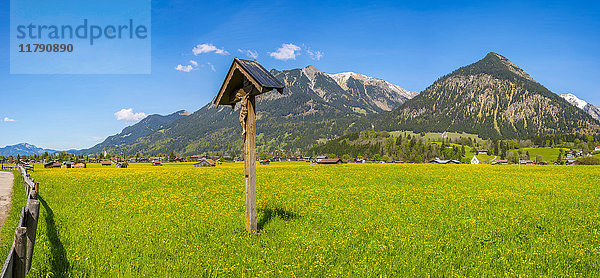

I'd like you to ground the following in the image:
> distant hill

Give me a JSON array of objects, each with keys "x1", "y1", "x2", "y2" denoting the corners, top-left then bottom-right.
[
  {"x1": 0, "y1": 143, "x2": 57, "y2": 156},
  {"x1": 89, "y1": 65, "x2": 416, "y2": 155},
  {"x1": 370, "y1": 52, "x2": 600, "y2": 139},
  {"x1": 78, "y1": 110, "x2": 191, "y2": 155},
  {"x1": 560, "y1": 93, "x2": 600, "y2": 121}
]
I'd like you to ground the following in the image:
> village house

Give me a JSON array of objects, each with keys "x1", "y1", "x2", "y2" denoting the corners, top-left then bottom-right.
[
  {"x1": 173, "y1": 157, "x2": 186, "y2": 162},
  {"x1": 116, "y1": 162, "x2": 128, "y2": 168},
  {"x1": 272, "y1": 156, "x2": 283, "y2": 162},
  {"x1": 190, "y1": 155, "x2": 204, "y2": 161},
  {"x1": 259, "y1": 160, "x2": 271, "y2": 165},
  {"x1": 471, "y1": 155, "x2": 480, "y2": 164},
  {"x1": 137, "y1": 157, "x2": 149, "y2": 162},
  {"x1": 315, "y1": 156, "x2": 327, "y2": 162},
  {"x1": 565, "y1": 151, "x2": 574, "y2": 158},
  {"x1": 430, "y1": 158, "x2": 461, "y2": 164},
  {"x1": 44, "y1": 162, "x2": 62, "y2": 168},
  {"x1": 152, "y1": 161, "x2": 162, "y2": 166},
  {"x1": 149, "y1": 157, "x2": 166, "y2": 162},
  {"x1": 194, "y1": 158, "x2": 216, "y2": 167},
  {"x1": 74, "y1": 162, "x2": 86, "y2": 168},
  {"x1": 318, "y1": 158, "x2": 343, "y2": 165},
  {"x1": 476, "y1": 149, "x2": 488, "y2": 155}
]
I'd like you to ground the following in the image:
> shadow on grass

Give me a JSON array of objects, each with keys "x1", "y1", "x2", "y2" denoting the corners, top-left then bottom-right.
[
  {"x1": 39, "y1": 196, "x2": 69, "y2": 275},
  {"x1": 257, "y1": 207, "x2": 299, "y2": 232}
]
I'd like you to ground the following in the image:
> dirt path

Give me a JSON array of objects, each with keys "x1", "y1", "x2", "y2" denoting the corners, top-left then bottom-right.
[{"x1": 0, "y1": 172, "x2": 14, "y2": 234}]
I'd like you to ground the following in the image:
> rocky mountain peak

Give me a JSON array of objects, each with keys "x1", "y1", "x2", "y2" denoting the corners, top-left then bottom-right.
[
  {"x1": 301, "y1": 65, "x2": 321, "y2": 82},
  {"x1": 329, "y1": 72, "x2": 361, "y2": 90},
  {"x1": 485, "y1": 52, "x2": 535, "y2": 82},
  {"x1": 329, "y1": 71, "x2": 418, "y2": 101},
  {"x1": 450, "y1": 52, "x2": 536, "y2": 83},
  {"x1": 383, "y1": 52, "x2": 600, "y2": 139}
]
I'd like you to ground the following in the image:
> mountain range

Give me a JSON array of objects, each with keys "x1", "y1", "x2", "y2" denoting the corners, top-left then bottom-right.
[
  {"x1": 3, "y1": 52, "x2": 599, "y2": 157},
  {"x1": 73, "y1": 66, "x2": 416, "y2": 155},
  {"x1": 0, "y1": 143, "x2": 57, "y2": 157},
  {"x1": 80, "y1": 110, "x2": 191, "y2": 155}
]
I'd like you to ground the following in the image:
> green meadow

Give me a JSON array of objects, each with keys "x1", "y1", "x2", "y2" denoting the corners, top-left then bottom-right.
[{"x1": 1, "y1": 162, "x2": 599, "y2": 276}]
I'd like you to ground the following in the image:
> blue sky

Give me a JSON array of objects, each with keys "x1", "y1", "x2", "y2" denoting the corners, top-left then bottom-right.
[{"x1": 0, "y1": 0, "x2": 599, "y2": 150}]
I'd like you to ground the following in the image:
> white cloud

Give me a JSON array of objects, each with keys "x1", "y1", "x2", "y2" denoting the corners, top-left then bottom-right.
[
  {"x1": 192, "y1": 43, "x2": 229, "y2": 55},
  {"x1": 306, "y1": 49, "x2": 324, "y2": 61},
  {"x1": 3, "y1": 117, "x2": 16, "y2": 122},
  {"x1": 207, "y1": 62, "x2": 216, "y2": 72},
  {"x1": 269, "y1": 43, "x2": 301, "y2": 61},
  {"x1": 175, "y1": 60, "x2": 200, "y2": 72},
  {"x1": 175, "y1": 64, "x2": 194, "y2": 72},
  {"x1": 114, "y1": 108, "x2": 147, "y2": 122},
  {"x1": 238, "y1": 49, "x2": 259, "y2": 59}
]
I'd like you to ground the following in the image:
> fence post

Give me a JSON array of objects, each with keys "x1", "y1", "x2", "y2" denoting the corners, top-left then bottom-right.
[
  {"x1": 29, "y1": 189, "x2": 38, "y2": 200},
  {"x1": 13, "y1": 227, "x2": 27, "y2": 278},
  {"x1": 25, "y1": 200, "x2": 40, "y2": 274}
]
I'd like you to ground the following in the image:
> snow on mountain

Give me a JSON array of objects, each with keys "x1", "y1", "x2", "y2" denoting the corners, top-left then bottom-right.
[
  {"x1": 560, "y1": 93, "x2": 588, "y2": 109},
  {"x1": 329, "y1": 72, "x2": 356, "y2": 90},
  {"x1": 274, "y1": 65, "x2": 418, "y2": 112},
  {"x1": 560, "y1": 93, "x2": 600, "y2": 121},
  {"x1": 328, "y1": 71, "x2": 418, "y2": 111}
]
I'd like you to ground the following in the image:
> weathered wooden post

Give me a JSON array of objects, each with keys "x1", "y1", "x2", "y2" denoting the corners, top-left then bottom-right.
[
  {"x1": 13, "y1": 227, "x2": 27, "y2": 278},
  {"x1": 25, "y1": 199, "x2": 40, "y2": 274},
  {"x1": 213, "y1": 58, "x2": 284, "y2": 234}
]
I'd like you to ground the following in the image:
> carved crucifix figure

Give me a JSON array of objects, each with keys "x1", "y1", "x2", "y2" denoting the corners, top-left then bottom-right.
[{"x1": 233, "y1": 89, "x2": 250, "y2": 137}]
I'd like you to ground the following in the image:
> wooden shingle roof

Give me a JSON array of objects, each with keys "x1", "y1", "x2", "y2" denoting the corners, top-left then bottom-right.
[{"x1": 213, "y1": 58, "x2": 284, "y2": 107}]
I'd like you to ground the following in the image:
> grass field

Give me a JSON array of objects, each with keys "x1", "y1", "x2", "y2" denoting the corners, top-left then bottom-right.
[
  {"x1": 522, "y1": 147, "x2": 568, "y2": 162},
  {"x1": 2, "y1": 162, "x2": 599, "y2": 276}
]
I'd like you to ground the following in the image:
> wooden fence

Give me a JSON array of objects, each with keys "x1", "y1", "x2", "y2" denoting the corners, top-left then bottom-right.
[
  {"x1": 0, "y1": 165, "x2": 17, "y2": 171},
  {"x1": 0, "y1": 165, "x2": 40, "y2": 278}
]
